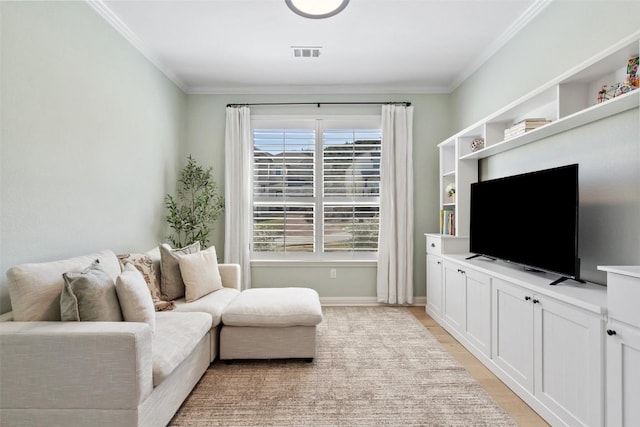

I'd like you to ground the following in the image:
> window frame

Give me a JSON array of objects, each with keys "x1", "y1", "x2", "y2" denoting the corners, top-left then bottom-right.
[{"x1": 250, "y1": 115, "x2": 382, "y2": 262}]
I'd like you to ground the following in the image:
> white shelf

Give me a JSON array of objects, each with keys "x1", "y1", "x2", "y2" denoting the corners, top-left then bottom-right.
[
  {"x1": 598, "y1": 265, "x2": 640, "y2": 280},
  {"x1": 461, "y1": 90, "x2": 639, "y2": 160}
]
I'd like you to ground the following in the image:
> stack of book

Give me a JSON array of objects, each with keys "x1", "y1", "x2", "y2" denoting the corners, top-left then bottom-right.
[
  {"x1": 504, "y1": 118, "x2": 551, "y2": 140},
  {"x1": 440, "y1": 210, "x2": 455, "y2": 236}
]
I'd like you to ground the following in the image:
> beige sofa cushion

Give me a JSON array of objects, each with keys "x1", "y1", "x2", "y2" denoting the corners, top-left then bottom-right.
[
  {"x1": 7, "y1": 250, "x2": 121, "y2": 321},
  {"x1": 173, "y1": 287, "x2": 240, "y2": 327},
  {"x1": 152, "y1": 312, "x2": 211, "y2": 386},
  {"x1": 221, "y1": 287, "x2": 323, "y2": 327},
  {"x1": 116, "y1": 263, "x2": 156, "y2": 332},
  {"x1": 61, "y1": 260, "x2": 123, "y2": 322}
]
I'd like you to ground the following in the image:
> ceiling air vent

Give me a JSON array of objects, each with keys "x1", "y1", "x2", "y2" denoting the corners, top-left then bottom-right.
[{"x1": 292, "y1": 46, "x2": 321, "y2": 58}]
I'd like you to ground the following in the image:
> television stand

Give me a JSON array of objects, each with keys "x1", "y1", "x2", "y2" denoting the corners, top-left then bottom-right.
[
  {"x1": 425, "y1": 251, "x2": 607, "y2": 427},
  {"x1": 549, "y1": 276, "x2": 586, "y2": 286}
]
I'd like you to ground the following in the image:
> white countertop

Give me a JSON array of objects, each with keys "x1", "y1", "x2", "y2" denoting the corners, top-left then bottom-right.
[
  {"x1": 445, "y1": 253, "x2": 608, "y2": 315},
  {"x1": 598, "y1": 265, "x2": 640, "y2": 279}
]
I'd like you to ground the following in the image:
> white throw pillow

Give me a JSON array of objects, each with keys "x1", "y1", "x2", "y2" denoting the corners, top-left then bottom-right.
[
  {"x1": 177, "y1": 246, "x2": 223, "y2": 302},
  {"x1": 116, "y1": 263, "x2": 156, "y2": 332}
]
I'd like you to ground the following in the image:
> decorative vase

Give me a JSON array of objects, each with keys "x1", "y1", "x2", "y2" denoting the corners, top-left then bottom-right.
[{"x1": 471, "y1": 138, "x2": 485, "y2": 152}]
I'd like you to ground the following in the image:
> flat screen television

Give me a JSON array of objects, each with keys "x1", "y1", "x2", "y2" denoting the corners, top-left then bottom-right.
[{"x1": 469, "y1": 164, "x2": 581, "y2": 285}]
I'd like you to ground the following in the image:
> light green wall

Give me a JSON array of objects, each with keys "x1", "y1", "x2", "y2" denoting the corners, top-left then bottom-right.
[
  {"x1": 0, "y1": 1, "x2": 187, "y2": 312},
  {"x1": 185, "y1": 93, "x2": 450, "y2": 298}
]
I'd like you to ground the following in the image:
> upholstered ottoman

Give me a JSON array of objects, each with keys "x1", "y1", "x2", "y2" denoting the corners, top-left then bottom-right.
[{"x1": 220, "y1": 287, "x2": 323, "y2": 360}]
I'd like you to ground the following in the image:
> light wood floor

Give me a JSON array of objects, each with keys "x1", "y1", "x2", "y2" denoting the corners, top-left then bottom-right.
[{"x1": 408, "y1": 306, "x2": 550, "y2": 427}]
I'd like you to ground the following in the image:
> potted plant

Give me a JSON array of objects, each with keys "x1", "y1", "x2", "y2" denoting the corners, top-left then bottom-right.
[
  {"x1": 165, "y1": 155, "x2": 224, "y2": 248},
  {"x1": 446, "y1": 183, "x2": 456, "y2": 202}
]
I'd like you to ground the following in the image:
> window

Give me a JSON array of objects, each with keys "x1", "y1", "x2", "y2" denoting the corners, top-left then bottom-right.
[{"x1": 252, "y1": 117, "x2": 381, "y2": 260}]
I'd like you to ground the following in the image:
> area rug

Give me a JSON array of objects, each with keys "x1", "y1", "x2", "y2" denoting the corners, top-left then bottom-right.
[{"x1": 169, "y1": 306, "x2": 516, "y2": 426}]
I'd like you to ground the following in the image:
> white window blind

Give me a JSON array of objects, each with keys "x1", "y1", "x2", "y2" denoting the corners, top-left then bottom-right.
[
  {"x1": 253, "y1": 127, "x2": 315, "y2": 253},
  {"x1": 322, "y1": 128, "x2": 380, "y2": 253},
  {"x1": 252, "y1": 118, "x2": 381, "y2": 259}
]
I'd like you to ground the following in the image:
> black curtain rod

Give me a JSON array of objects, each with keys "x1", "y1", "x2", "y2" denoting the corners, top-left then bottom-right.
[{"x1": 226, "y1": 101, "x2": 411, "y2": 108}]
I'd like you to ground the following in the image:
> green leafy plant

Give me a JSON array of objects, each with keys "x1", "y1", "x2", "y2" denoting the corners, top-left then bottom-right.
[
  {"x1": 446, "y1": 183, "x2": 456, "y2": 198},
  {"x1": 165, "y1": 155, "x2": 224, "y2": 248}
]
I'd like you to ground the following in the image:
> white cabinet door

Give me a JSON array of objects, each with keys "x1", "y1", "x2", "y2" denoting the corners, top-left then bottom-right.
[
  {"x1": 443, "y1": 260, "x2": 466, "y2": 332},
  {"x1": 607, "y1": 320, "x2": 640, "y2": 427},
  {"x1": 464, "y1": 268, "x2": 491, "y2": 357},
  {"x1": 534, "y1": 296, "x2": 604, "y2": 426},
  {"x1": 426, "y1": 254, "x2": 444, "y2": 320},
  {"x1": 492, "y1": 278, "x2": 534, "y2": 392}
]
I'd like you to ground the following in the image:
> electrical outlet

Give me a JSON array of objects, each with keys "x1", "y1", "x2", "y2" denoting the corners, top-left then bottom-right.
[{"x1": 330, "y1": 268, "x2": 337, "y2": 279}]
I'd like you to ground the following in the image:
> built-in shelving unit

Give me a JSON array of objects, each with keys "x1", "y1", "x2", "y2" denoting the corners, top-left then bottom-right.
[
  {"x1": 437, "y1": 32, "x2": 639, "y2": 238},
  {"x1": 428, "y1": 32, "x2": 640, "y2": 427}
]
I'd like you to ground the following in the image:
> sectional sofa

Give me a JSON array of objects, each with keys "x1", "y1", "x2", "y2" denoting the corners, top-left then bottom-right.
[{"x1": 0, "y1": 248, "x2": 242, "y2": 427}]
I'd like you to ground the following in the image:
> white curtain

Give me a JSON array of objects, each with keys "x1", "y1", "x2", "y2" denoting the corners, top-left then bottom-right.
[
  {"x1": 377, "y1": 104, "x2": 414, "y2": 304},
  {"x1": 224, "y1": 106, "x2": 252, "y2": 289}
]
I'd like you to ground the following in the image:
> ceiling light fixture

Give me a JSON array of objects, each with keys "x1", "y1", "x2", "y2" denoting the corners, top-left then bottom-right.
[{"x1": 285, "y1": 0, "x2": 349, "y2": 19}]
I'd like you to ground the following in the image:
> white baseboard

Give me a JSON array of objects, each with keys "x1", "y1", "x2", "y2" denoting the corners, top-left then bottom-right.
[{"x1": 321, "y1": 296, "x2": 426, "y2": 306}]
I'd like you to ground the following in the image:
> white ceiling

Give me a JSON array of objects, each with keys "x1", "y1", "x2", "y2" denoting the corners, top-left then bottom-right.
[{"x1": 89, "y1": 0, "x2": 550, "y2": 94}]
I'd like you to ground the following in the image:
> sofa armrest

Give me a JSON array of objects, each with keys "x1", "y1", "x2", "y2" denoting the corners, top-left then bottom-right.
[
  {"x1": 0, "y1": 321, "x2": 153, "y2": 410},
  {"x1": 218, "y1": 264, "x2": 241, "y2": 290}
]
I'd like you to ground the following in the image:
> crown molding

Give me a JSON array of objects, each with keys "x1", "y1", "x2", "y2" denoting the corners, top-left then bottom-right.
[
  {"x1": 86, "y1": 0, "x2": 188, "y2": 92},
  {"x1": 447, "y1": 0, "x2": 553, "y2": 93},
  {"x1": 186, "y1": 84, "x2": 450, "y2": 95}
]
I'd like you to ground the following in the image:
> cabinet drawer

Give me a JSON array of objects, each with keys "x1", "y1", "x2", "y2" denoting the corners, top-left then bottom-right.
[
  {"x1": 608, "y1": 273, "x2": 640, "y2": 327},
  {"x1": 425, "y1": 234, "x2": 469, "y2": 255},
  {"x1": 426, "y1": 235, "x2": 442, "y2": 255}
]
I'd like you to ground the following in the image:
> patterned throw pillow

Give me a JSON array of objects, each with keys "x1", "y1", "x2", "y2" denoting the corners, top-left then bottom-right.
[
  {"x1": 117, "y1": 253, "x2": 161, "y2": 301},
  {"x1": 60, "y1": 259, "x2": 123, "y2": 321},
  {"x1": 159, "y1": 242, "x2": 201, "y2": 301}
]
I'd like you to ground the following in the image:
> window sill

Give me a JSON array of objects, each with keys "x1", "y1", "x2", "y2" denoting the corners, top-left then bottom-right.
[{"x1": 251, "y1": 259, "x2": 378, "y2": 268}]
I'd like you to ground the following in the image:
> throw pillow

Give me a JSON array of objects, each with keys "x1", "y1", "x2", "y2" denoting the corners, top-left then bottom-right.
[
  {"x1": 60, "y1": 259, "x2": 123, "y2": 321},
  {"x1": 117, "y1": 252, "x2": 162, "y2": 301},
  {"x1": 115, "y1": 263, "x2": 156, "y2": 332},
  {"x1": 159, "y1": 242, "x2": 200, "y2": 301},
  {"x1": 177, "y1": 245, "x2": 223, "y2": 302}
]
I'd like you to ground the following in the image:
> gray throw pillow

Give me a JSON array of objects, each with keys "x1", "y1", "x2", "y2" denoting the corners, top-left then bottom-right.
[
  {"x1": 60, "y1": 260, "x2": 123, "y2": 321},
  {"x1": 159, "y1": 242, "x2": 200, "y2": 301}
]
